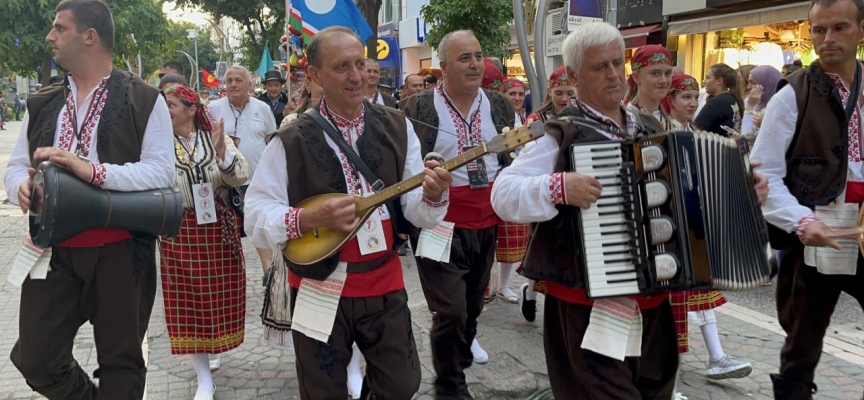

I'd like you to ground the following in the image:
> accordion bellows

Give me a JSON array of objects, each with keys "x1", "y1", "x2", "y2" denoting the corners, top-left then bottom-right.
[{"x1": 570, "y1": 131, "x2": 771, "y2": 299}]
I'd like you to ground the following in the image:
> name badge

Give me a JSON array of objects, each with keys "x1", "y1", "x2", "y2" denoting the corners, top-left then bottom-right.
[
  {"x1": 193, "y1": 183, "x2": 218, "y2": 225},
  {"x1": 357, "y1": 209, "x2": 387, "y2": 255},
  {"x1": 463, "y1": 146, "x2": 489, "y2": 189}
]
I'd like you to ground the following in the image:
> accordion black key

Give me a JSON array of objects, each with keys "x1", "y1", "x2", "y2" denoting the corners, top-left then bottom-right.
[{"x1": 569, "y1": 131, "x2": 771, "y2": 299}]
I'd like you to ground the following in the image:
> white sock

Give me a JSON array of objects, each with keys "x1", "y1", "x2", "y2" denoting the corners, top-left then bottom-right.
[
  {"x1": 524, "y1": 280, "x2": 537, "y2": 301},
  {"x1": 471, "y1": 338, "x2": 488, "y2": 363},
  {"x1": 189, "y1": 353, "x2": 214, "y2": 393},
  {"x1": 347, "y1": 343, "x2": 363, "y2": 399},
  {"x1": 697, "y1": 310, "x2": 725, "y2": 361},
  {"x1": 499, "y1": 263, "x2": 515, "y2": 292},
  {"x1": 672, "y1": 363, "x2": 681, "y2": 394}
]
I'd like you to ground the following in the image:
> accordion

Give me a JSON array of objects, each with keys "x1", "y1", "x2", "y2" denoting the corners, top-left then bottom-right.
[{"x1": 569, "y1": 130, "x2": 771, "y2": 299}]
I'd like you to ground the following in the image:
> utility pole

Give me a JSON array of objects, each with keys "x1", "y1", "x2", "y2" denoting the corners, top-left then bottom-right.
[
  {"x1": 188, "y1": 28, "x2": 200, "y2": 91},
  {"x1": 608, "y1": 0, "x2": 617, "y2": 26}
]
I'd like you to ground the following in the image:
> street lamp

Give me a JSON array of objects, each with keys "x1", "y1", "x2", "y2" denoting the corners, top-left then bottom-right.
[
  {"x1": 187, "y1": 28, "x2": 200, "y2": 92},
  {"x1": 203, "y1": 17, "x2": 234, "y2": 66}
]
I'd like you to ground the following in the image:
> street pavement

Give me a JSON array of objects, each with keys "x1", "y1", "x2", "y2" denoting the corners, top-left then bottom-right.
[{"x1": 0, "y1": 118, "x2": 862, "y2": 399}]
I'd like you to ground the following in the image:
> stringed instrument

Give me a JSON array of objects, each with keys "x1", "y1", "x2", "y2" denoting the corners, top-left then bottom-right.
[{"x1": 283, "y1": 122, "x2": 545, "y2": 265}]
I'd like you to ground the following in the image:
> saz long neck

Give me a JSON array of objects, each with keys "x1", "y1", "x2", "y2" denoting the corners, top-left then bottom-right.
[{"x1": 355, "y1": 144, "x2": 489, "y2": 213}]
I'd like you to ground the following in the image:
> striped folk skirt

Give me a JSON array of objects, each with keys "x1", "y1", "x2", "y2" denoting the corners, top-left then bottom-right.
[
  {"x1": 496, "y1": 221, "x2": 532, "y2": 263},
  {"x1": 159, "y1": 207, "x2": 246, "y2": 355},
  {"x1": 670, "y1": 290, "x2": 727, "y2": 353}
]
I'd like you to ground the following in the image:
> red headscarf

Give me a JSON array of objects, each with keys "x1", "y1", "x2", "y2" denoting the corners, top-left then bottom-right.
[
  {"x1": 548, "y1": 66, "x2": 571, "y2": 89},
  {"x1": 501, "y1": 78, "x2": 524, "y2": 92},
  {"x1": 625, "y1": 45, "x2": 673, "y2": 102},
  {"x1": 482, "y1": 58, "x2": 505, "y2": 91},
  {"x1": 164, "y1": 85, "x2": 212, "y2": 132},
  {"x1": 660, "y1": 73, "x2": 699, "y2": 115}
]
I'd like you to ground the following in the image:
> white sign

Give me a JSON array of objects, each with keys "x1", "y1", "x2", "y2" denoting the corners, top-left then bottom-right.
[
  {"x1": 546, "y1": 34, "x2": 567, "y2": 57},
  {"x1": 567, "y1": 15, "x2": 603, "y2": 31}
]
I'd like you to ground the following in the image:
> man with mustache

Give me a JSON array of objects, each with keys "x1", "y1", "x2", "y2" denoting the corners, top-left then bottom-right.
[
  {"x1": 244, "y1": 26, "x2": 452, "y2": 399},
  {"x1": 491, "y1": 22, "x2": 768, "y2": 398},
  {"x1": 400, "y1": 29, "x2": 515, "y2": 399},
  {"x1": 753, "y1": 0, "x2": 864, "y2": 398}
]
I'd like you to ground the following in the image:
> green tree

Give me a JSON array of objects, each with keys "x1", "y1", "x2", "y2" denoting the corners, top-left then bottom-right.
[
  {"x1": 356, "y1": 0, "x2": 382, "y2": 59},
  {"x1": 160, "y1": 20, "x2": 223, "y2": 85},
  {"x1": 420, "y1": 0, "x2": 514, "y2": 60},
  {"x1": 170, "y1": 0, "x2": 284, "y2": 72},
  {"x1": 0, "y1": 0, "x2": 173, "y2": 86}
]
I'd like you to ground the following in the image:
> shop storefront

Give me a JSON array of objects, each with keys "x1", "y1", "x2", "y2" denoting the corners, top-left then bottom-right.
[{"x1": 664, "y1": 1, "x2": 811, "y2": 80}]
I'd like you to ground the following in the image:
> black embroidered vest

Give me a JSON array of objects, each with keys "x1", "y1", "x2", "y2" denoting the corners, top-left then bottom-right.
[
  {"x1": 26, "y1": 69, "x2": 159, "y2": 166},
  {"x1": 400, "y1": 88, "x2": 516, "y2": 168},
  {"x1": 278, "y1": 101, "x2": 410, "y2": 280}
]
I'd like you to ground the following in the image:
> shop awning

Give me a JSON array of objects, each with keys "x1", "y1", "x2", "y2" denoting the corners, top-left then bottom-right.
[
  {"x1": 620, "y1": 24, "x2": 662, "y2": 39},
  {"x1": 668, "y1": 2, "x2": 809, "y2": 36}
]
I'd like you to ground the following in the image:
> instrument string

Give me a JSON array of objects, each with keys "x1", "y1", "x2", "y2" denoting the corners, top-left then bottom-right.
[{"x1": 367, "y1": 102, "x2": 462, "y2": 139}]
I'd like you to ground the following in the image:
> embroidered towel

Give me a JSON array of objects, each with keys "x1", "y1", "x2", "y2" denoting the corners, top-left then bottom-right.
[
  {"x1": 8, "y1": 238, "x2": 49, "y2": 287},
  {"x1": 415, "y1": 221, "x2": 455, "y2": 263},
  {"x1": 291, "y1": 261, "x2": 348, "y2": 343},
  {"x1": 581, "y1": 297, "x2": 643, "y2": 361}
]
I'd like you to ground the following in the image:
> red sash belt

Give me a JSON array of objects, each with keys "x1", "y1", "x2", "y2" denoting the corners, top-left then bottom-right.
[
  {"x1": 56, "y1": 228, "x2": 133, "y2": 248},
  {"x1": 845, "y1": 181, "x2": 864, "y2": 204}
]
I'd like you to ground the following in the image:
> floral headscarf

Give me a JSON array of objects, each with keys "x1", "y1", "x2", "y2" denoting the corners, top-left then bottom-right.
[
  {"x1": 501, "y1": 78, "x2": 524, "y2": 92},
  {"x1": 625, "y1": 45, "x2": 673, "y2": 102},
  {"x1": 661, "y1": 73, "x2": 699, "y2": 115},
  {"x1": 163, "y1": 85, "x2": 212, "y2": 132},
  {"x1": 548, "y1": 66, "x2": 571, "y2": 89},
  {"x1": 481, "y1": 58, "x2": 505, "y2": 91}
]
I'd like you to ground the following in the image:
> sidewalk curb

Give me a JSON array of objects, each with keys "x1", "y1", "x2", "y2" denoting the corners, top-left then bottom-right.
[{"x1": 717, "y1": 302, "x2": 864, "y2": 366}]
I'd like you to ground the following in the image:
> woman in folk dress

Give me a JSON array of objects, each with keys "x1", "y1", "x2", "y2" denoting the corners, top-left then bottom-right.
[
  {"x1": 662, "y1": 74, "x2": 753, "y2": 400},
  {"x1": 159, "y1": 85, "x2": 250, "y2": 400}
]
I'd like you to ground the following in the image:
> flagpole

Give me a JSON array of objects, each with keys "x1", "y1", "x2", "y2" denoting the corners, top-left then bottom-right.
[{"x1": 285, "y1": 0, "x2": 292, "y2": 100}]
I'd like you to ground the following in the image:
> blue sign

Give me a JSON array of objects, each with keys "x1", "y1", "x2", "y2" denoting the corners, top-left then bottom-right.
[
  {"x1": 416, "y1": 18, "x2": 429, "y2": 43},
  {"x1": 378, "y1": 37, "x2": 401, "y2": 69},
  {"x1": 570, "y1": 0, "x2": 602, "y2": 18}
]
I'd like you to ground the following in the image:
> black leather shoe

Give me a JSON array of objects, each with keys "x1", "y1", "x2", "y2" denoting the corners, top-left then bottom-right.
[{"x1": 520, "y1": 283, "x2": 536, "y2": 322}]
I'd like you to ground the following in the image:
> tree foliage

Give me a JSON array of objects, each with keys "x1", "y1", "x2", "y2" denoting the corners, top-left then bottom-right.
[
  {"x1": 170, "y1": 0, "x2": 284, "y2": 71},
  {"x1": 420, "y1": 0, "x2": 514, "y2": 60},
  {"x1": 0, "y1": 0, "x2": 174, "y2": 85},
  {"x1": 160, "y1": 20, "x2": 222, "y2": 84}
]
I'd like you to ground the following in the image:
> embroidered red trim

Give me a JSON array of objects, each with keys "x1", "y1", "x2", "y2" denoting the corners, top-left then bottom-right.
[
  {"x1": 549, "y1": 172, "x2": 567, "y2": 205},
  {"x1": 422, "y1": 194, "x2": 449, "y2": 208},
  {"x1": 795, "y1": 215, "x2": 821, "y2": 238},
  {"x1": 89, "y1": 164, "x2": 107, "y2": 187},
  {"x1": 285, "y1": 208, "x2": 303, "y2": 240},
  {"x1": 60, "y1": 78, "x2": 109, "y2": 157}
]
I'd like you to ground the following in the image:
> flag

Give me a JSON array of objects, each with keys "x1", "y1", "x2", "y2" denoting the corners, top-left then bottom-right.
[
  {"x1": 257, "y1": 42, "x2": 274, "y2": 79},
  {"x1": 289, "y1": 0, "x2": 373, "y2": 45},
  {"x1": 201, "y1": 69, "x2": 221, "y2": 87}
]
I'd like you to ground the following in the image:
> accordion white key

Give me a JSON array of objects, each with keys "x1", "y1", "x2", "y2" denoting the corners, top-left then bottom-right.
[{"x1": 569, "y1": 131, "x2": 771, "y2": 299}]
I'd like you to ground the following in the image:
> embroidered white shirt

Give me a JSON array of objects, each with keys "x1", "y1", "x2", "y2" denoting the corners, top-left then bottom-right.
[
  {"x1": 209, "y1": 96, "x2": 278, "y2": 184},
  {"x1": 5, "y1": 75, "x2": 174, "y2": 204},
  {"x1": 244, "y1": 106, "x2": 449, "y2": 252}
]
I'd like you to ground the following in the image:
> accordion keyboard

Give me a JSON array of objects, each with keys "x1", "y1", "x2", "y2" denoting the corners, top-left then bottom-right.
[{"x1": 570, "y1": 143, "x2": 648, "y2": 298}]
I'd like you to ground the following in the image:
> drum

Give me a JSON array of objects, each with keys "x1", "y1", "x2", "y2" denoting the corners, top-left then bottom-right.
[{"x1": 29, "y1": 161, "x2": 183, "y2": 248}]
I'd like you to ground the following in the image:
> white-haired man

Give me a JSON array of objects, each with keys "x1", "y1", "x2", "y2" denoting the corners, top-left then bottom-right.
[
  {"x1": 208, "y1": 65, "x2": 278, "y2": 286},
  {"x1": 491, "y1": 23, "x2": 767, "y2": 398}
]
